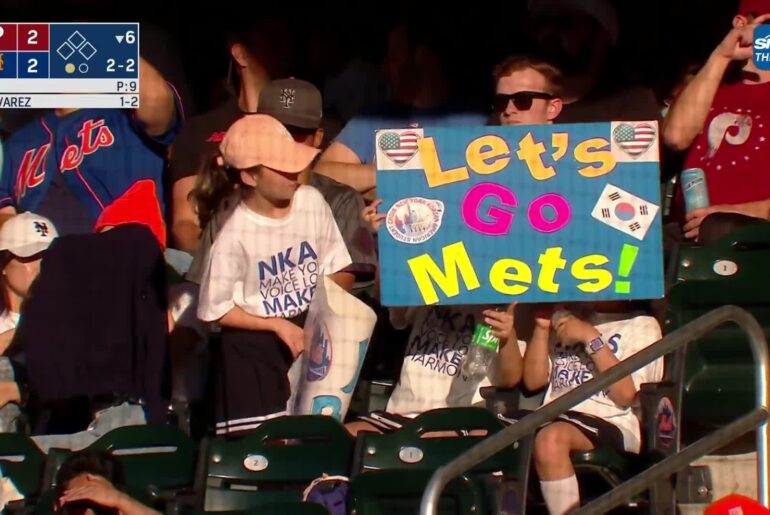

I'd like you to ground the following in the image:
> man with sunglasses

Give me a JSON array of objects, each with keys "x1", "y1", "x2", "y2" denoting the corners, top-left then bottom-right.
[{"x1": 492, "y1": 55, "x2": 564, "y2": 126}]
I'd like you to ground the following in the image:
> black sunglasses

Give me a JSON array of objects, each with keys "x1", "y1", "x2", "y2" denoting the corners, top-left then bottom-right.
[{"x1": 492, "y1": 91, "x2": 554, "y2": 112}]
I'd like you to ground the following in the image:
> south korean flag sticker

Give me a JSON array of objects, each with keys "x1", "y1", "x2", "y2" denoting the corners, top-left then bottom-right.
[{"x1": 591, "y1": 184, "x2": 660, "y2": 241}]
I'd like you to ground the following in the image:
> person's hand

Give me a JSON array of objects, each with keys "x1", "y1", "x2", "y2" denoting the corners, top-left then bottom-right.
[
  {"x1": 362, "y1": 199, "x2": 386, "y2": 233},
  {"x1": 58, "y1": 474, "x2": 126, "y2": 510},
  {"x1": 554, "y1": 315, "x2": 598, "y2": 347},
  {"x1": 273, "y1": 319, "x2": 305, "y2": 358},
  {"x1": 715, "y1": 14, "x2": 770, "y2": 61},
  {"x1": 484, "y1": 302, "x2": 517, "y2": 340},
  {"x1": 683, "y1": 205, "x2": 738, "y2": 240},
  {"x1": 533, "y1": 304, "x2": 554, "y2": 330}
]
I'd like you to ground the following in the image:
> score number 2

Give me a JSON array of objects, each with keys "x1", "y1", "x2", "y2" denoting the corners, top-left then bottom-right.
[
  {"x1": 107, "y1": 59, "x2": 136, "y2": 73},
  {"x1": 27, "y1": 29, "x2": 38, "y2": 45}
]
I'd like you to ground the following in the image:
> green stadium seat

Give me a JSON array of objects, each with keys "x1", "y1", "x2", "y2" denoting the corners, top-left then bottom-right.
[
  {"x1": 42, "y1": 424, "x2": 196, "y2": 507},
  {"x1": 0, "y1": 433, "x2": 45, "y2": 502},
  {"x1": 202, "y1": 415, "x2": 353, "y2": 512},
  {"x1": 348, "y1": 469, "x2": 483, "y2": 515},
  {"x1": 665, "y1": 223, "x2": 770, "y2": 436},
  {"x1": 348, "y1": 407, "x2": 520, "y2": 515},
  {"x1": 181, "y1": 503, "x2": 331, "y2": 515}
]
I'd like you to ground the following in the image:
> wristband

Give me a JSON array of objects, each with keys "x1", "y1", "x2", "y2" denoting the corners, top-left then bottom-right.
[{"x1": 585, "y1": 335, "x2": 605, "y2": 356}]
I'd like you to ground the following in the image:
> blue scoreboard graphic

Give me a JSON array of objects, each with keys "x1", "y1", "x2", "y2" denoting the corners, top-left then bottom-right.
[{"x1": 0, "y1": 23, "x2": 140, "y2": 108}]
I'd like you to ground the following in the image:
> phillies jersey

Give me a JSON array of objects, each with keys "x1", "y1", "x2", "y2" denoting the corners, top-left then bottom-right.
[
  {"x1": 673, "y1": 80, "x2": 770, "y2": 222},
  {"x1": 0, "y1": 106, "x2": 180, "y2": 241}
]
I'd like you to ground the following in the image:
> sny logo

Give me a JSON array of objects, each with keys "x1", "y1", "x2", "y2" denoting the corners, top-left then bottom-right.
[{"x1": 754, "y1": 25, "x2": 770, "y2": 70}]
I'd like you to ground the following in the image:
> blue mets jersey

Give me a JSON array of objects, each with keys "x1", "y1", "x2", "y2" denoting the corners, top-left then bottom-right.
[{"x1": 0, "y1": 105, "x2": 180, "y2": 239}]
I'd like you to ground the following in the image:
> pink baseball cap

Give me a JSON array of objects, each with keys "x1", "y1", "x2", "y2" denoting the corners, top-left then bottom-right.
[
  {"x1": 219, "y1": 114, "x2": 319, "y2": 173},
  {"x1": 738, "y1": 0, "x2": 770, "y2": 15}
]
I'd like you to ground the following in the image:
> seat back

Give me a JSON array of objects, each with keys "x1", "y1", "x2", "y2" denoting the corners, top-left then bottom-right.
[
  {"x1": 0, "y1": 433, "x2": 45, "y2": 498},
  {"x1": 349, "y1": 408, "x2": 518, "y2": 515},
  {"x1": 665, "y1": 223, "x2": 770, "y2": 432},
  {"x1": 88, "y1": 424, "x2": 196, "y2": 492},
  {"x1": 348, "y1": 469, "x2": 483, "y2": 515},
  {"x1": 203, "y1": 415, "x2": 353, "y2": 512},
  {"x1": 356, "y1": 407, "x2": 518, "y2": 474}
]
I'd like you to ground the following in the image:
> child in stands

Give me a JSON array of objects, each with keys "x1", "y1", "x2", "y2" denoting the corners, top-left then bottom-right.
[
  {"x1": 345, "y1": 201, "x2": 525, "y2": 435},
  {"x1": 518, "y1": 302, "x2": 663, "y2": 514},
  {"x1": 195, "y1": 115, "x2": 351, "y2": 435},
  {"x1": 55, "y1": 450, "x2": 160, "y2": 515},
  {"x1": 0, "y1": 212, "x2": 58, "y2": 431}
]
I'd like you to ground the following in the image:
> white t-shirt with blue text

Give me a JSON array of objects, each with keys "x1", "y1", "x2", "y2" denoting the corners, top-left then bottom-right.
[
  {"x1": 543, "y1": 313, "x2": 664, "y2": 453},
  {"x1": 387, "y1": 305, "x2": 526, "y2": 418},
  {"x1": 197, "y1": 186, "x2": 352, "y2": 321}
]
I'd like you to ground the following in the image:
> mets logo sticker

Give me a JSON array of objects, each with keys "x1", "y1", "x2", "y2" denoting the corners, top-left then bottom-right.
[
  {"x1": 386, "y1": 197, "x2": 444, "y2": 244},
  {"x1": 656, "y1": 396, "x2": 676, "y2": 448},
  {"x1": 307, "y1": 320, "x2": 332, "y2": 382}
]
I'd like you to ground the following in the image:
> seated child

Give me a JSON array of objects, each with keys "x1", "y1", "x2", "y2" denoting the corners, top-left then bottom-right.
[
  {"x1": 518, "y1": 302, "x2": 663, "y2": 514},
  {"x1": 346, "y1": 201, "x2": 526, "y2": 435},
  {"x1": 0, "y1": 212, "x2": 58, "y2": 431}
]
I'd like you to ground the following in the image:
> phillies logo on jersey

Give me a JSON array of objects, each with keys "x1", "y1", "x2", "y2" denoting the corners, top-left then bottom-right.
[
  {"x1": 60, "y1": 119, "x2": 115, "y2": 171},
  {"x1": 15, "y1": 144, "x2": 50, "y2": 199}
]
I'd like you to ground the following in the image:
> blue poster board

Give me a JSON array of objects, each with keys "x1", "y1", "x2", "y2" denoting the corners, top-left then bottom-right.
[{"x1": 375, "y1": 121, "x2": 664, "y2": 306}]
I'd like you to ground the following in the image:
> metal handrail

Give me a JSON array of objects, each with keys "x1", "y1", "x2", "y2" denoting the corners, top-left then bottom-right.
[{"x1": 419, "y1": 305, "x2": 770, "y2": 514}]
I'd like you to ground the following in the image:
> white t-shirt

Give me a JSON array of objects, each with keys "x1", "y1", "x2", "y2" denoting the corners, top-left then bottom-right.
[
  {"x1": 197, "y1": 186, "x2": 352, "y2": 321},
  {"x1": 543, "y1": 313, "x2": 664, "y2": 453},
  {"x1": 387, "y1": 305, "x2": 526, "y2": 418},
  {"x1": 0, "y1": 311, "x2": 19, "y2": 334}
]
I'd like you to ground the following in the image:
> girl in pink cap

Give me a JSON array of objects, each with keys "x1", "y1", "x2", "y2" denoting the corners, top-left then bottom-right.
[{"x1": 193, "y1": 114, "x2": 352, "y2": 435}]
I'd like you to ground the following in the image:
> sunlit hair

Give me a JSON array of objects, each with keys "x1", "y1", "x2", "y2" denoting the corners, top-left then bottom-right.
[
  {"x1": 190, "y1": 153, "x2": 245, "y2": 229},
  {"x1": 493, "y1": 55, "x2": 565, "y2": 97}
]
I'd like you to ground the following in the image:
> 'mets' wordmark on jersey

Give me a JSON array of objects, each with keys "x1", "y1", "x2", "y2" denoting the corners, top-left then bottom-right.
[{"x1": 0, "y1": 106, "x2": 180, "y2": 240}]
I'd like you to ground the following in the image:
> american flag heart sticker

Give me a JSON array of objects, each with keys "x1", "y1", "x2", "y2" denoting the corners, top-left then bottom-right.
[
  {"x1": 612, "y1": 123, "x2": 656, "y2": 157},
  {"x1": 377, "y1": 131, "x2": 420, "y2": 165}
]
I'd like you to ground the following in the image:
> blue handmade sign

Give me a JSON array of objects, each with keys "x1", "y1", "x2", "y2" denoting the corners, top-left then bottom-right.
[{"x1": 375, "y1": 121, "x2": 664, "y2": 306}]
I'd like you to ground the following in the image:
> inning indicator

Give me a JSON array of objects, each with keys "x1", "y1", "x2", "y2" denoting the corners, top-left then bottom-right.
[{"x1": 0, "y1": 22, "x2": 140, "y2": 108}]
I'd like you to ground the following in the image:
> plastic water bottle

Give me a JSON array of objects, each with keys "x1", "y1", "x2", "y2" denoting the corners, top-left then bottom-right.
[{"x1": 461, "y1": 322, "x2": 500, "y2": 381}]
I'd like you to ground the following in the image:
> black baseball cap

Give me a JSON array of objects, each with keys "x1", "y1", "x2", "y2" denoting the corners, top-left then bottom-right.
[{"x1": 257, "y1": 78, "x2": 323, "y2": 130}]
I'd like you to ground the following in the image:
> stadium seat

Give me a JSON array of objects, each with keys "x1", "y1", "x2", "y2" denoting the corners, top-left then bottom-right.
[
  {"x1": 41, "y1": 424, "x2": 196, "y2": 506},
  {"x1": 347, "y1": 407, "x2": 520, "y2": 515},
  {"x1": 201, "y1": 415, "x2": 353, "y2": 512},
  {"x1": 665, "y1": 223, "x2": 770, "y2": 436},
  {"x1": 181, "y1": 504, "x2": 331, "y2": 515},
  {"x1": 0, "y1": 433, "x2": 45, "y2": 507}
]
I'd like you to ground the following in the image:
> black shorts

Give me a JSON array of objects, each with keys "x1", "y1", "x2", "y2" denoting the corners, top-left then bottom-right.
[
  {"x1": 215, "y1": 313, "x2": 306, "y2": 436},
  {"x1": 500, "y1": 409, "x2": 627, "y2": 453}
]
